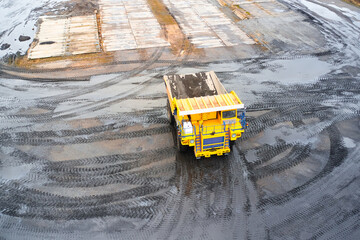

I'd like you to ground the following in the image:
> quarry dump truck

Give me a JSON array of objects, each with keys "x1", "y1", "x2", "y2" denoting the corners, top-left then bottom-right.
[{"x1": 164, "y1": 71, "x2": 247, "y2": 158}]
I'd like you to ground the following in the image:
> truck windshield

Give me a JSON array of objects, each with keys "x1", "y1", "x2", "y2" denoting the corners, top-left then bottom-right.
[{"x1": 222, "y1": 110, "x2": 236, "y2": 119}]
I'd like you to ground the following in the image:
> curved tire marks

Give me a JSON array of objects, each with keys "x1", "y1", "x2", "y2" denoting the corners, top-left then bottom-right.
[
  {"x1": 2, "y1": 126, "x2": 172, "y2": 146},
  {"x1": 258, "y1": 125, "x2": 348, "y2": 207},
  {"x1": 252, "y1": 144, "x2": 311, "y2": 180}
]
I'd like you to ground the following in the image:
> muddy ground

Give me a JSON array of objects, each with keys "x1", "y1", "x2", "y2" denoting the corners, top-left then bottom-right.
[{"x1": 0, "y1": 0, "x2": 360, "y2": 239}]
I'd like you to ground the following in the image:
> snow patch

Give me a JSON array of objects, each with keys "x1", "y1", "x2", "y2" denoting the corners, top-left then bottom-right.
[
  {"x1": 343, "y1": 137, "x2": 356, "y2": 148},
  {"x1": 0, "y1": 164, "x2": 32, "y2": 180},
  {"x1": 238, "y1": 57, "x2": 332, "y2": 86},
  {"x1": 0, "y1": 0, "x2": 67, "y2": 59},
  {"x1": 300, "y1": 0, "x2": 343, "y2": 22}
]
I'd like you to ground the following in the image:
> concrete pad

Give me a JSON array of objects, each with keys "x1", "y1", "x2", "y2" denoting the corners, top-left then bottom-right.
[
  {"x1": 99, "y1": 0, "x2": 170, "y2": 52},
  {"x1": 28, "y1": 17, "x2": 68, "y2": 59},
  {"x1": 163, "y1": 0, "x2": 255, "y2": 48},
  {"x1": 68, "y1": 15, "x2": 101, "y2": 55},
  {"x1": 28, "y1": 15, "x2": 100, "y2": 59}
]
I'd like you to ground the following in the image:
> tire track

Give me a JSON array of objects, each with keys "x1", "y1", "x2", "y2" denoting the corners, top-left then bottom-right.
[
  {"x1": 1, "y1": 125, "x2": 172, "y2": 146},
  {"x1": 0, "y1": 181, "x2": 165, "y2": 209},
  {"x1": 34, "y1": 36, "x2": 194, "y2": 120},
  {"x1": 2, "y1": 48, "x2": 166, "y2": 124},
  {"x1": 47, "y1": 159, "x2": 175, "y2": 188},
  {"x1": 40, "y1": 47, "x2": 166, "y2": 102},
  {"x1": 249, "y1": 142, "x2": 293, "y2": 167},
  {"x1": 1, "y1": 32, "x2": 196, "y2": 127},
  {"x1": 0, "y1": 114, "x2": 169, "y2": 140},
  {"x1": 7, "y1": 147, "x2": 176, "y2": 188},
  {"x1": 1, "y1": 199, "x2": 162, "y2": 220},
  {"x1": 258, "y1": 125, "x2": 347, "y2": 207},
  {"x1": 44, "y1": 148, "x2": 176, "y2": 178},
  {"x1": 252, "y1": 144, "x2": 312, "y2": 180}
]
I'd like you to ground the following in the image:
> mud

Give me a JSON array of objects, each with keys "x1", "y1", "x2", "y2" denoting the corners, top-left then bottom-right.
[
  {"x1": 53, "y1": 0, "x2": 98, "y2": 16},
  {"x1": 1, "y1": 0, "x2": 360, "y2": 239}
]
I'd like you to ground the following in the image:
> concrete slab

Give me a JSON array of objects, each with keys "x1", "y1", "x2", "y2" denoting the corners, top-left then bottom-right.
[
  {"x1": 28, "y1": 15, "x2": 100, "y2": 59},
  {"x1": 163, "y1": 0, "x2": 255, "y2": 48},
  {"x1": 28, "y1": 17, "x2": 68, "y2": 59},
  {"x1": 99, "y1": 0, "x2": 170, "y2": 52},
  {"x1": 68, "y1": 15, "x2": 101, "y2": 55},
  {"x1": 222, "y1": 0, "x2": 327, "y2": 52}
]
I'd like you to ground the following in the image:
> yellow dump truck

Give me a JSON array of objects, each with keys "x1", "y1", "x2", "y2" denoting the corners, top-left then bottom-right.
[{"x1": 164, "y1": 71, "x2": 247, "y2": 158}]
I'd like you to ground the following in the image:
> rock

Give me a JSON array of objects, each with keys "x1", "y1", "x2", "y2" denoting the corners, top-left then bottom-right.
[
  {"x1": 19, "y1": 35, "x2": 31, "y2": 42},
  {"x1": 40, "y1": 41, "x2": 55, "y2": 45},
  {"x1": 0, "y1": 43, "x2": 10, "y2": 50}
]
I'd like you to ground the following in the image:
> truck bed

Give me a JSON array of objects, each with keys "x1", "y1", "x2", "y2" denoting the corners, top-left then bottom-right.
[
  {"x1": 164, "y1": 71, "x2": 227, "y2": 100},
  {"x1": 164, "y1": 71, "x2": 244, "y2": 116}
]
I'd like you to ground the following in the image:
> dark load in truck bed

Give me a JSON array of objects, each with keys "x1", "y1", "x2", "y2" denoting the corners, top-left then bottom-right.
[{"x1": 165, "y1": 71, "x2": 227, "y2": 100}]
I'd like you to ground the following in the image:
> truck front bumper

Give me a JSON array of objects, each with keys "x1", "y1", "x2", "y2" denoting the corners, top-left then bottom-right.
[{"x1": 195, "y1": 147, "x2": 231, "y2": 158}]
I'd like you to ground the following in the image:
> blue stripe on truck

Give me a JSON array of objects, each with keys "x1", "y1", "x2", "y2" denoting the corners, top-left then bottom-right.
[
  {"x1": 203, "y1": 143, "x2": 224, "y2": 150},
  {"x1": 203, "y1": 136, "x2": 224, "y2": 145}
]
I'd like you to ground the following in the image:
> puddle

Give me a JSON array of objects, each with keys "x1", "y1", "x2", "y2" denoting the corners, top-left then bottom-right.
[
  {"x1": 207, "y1": 62, "x2": 241, "y2": 72},
  {"x1": 243, "y1": 57, "x2": 332, "y2": 85},
  {"x1": 343, "y1": 137, "x2": 356, "y2": 148},
  {"x1": 300, "y1": 0, "x2": 343, "y2": 22},
  {"x1": 90, "y1": 73, "x2": 122, "y2": 85},
  {"x1": 257, "y1": 125, "x2": 317, "y2": 146},
  {"x1": 0, "y1": 164, "x2": 32, "y2": 180},
  {"x1": 176, "y1": 67, "x2": 207, "y2": 75}
]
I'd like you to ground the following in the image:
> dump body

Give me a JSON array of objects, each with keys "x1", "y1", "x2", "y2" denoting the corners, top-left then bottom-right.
[{"x1": 164, "y1": 71, "x2": 246, "y2": 158}]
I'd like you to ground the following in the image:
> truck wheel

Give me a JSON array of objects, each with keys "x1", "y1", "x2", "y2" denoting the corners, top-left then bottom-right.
[
  {"x1": 230, "y1": 140, "x2": 236, "y2": 149},
  {"x1": 177, "y1": 135, "x2": 187, "y2": 152},
  {"x1": 167, "y1": 100, "x2": 175, "y2": 125}
]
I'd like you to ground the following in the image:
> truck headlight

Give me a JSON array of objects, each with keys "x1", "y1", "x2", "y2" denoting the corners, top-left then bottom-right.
[
  {"x1": 232, "y1": 133, "x2": 236, "y2": 138},
  {"x1": 190, "y1": 139, "x2": 195, "y2": 144}
]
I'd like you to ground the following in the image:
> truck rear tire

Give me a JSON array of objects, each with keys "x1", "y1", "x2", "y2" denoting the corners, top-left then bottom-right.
[{"x1": 167, "y1": 100, "x2": 175, "y2": 125}]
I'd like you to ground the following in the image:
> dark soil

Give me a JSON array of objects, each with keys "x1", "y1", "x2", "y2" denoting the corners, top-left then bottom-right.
[
  {"x1": 1, "y1": 43, "x2": 10, "y2": 50},
  {"x1": 343, "y1": 0, "x2": 360, "y2": 7},
  {"x1": 54, "y1": 0, "x2": 99, "y2": 16},
  {"x1": 167, "y1": 72, "x2": 219, "y2": 99},
  {"x1": 19, "y1": 35, "x2": 31, "y2": 42}
]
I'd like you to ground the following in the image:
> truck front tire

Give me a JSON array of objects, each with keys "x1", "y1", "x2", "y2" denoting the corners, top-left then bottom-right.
[
  {"x1": 230, "y1": 140, "x2": 236, "y2": 149},
  {"x1": 177, "y1": 135, "x2": 187, "y2": 152}
]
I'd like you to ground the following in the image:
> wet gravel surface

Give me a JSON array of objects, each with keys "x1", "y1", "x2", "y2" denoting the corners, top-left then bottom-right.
[{"x1": 1, "y1": 0, "x2": 360, "y2": 239}]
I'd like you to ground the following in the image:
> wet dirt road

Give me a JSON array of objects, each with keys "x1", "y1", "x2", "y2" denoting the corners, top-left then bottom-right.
[{"x1": 1, "y1": 0, "x2": 360, "y2": 239}]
